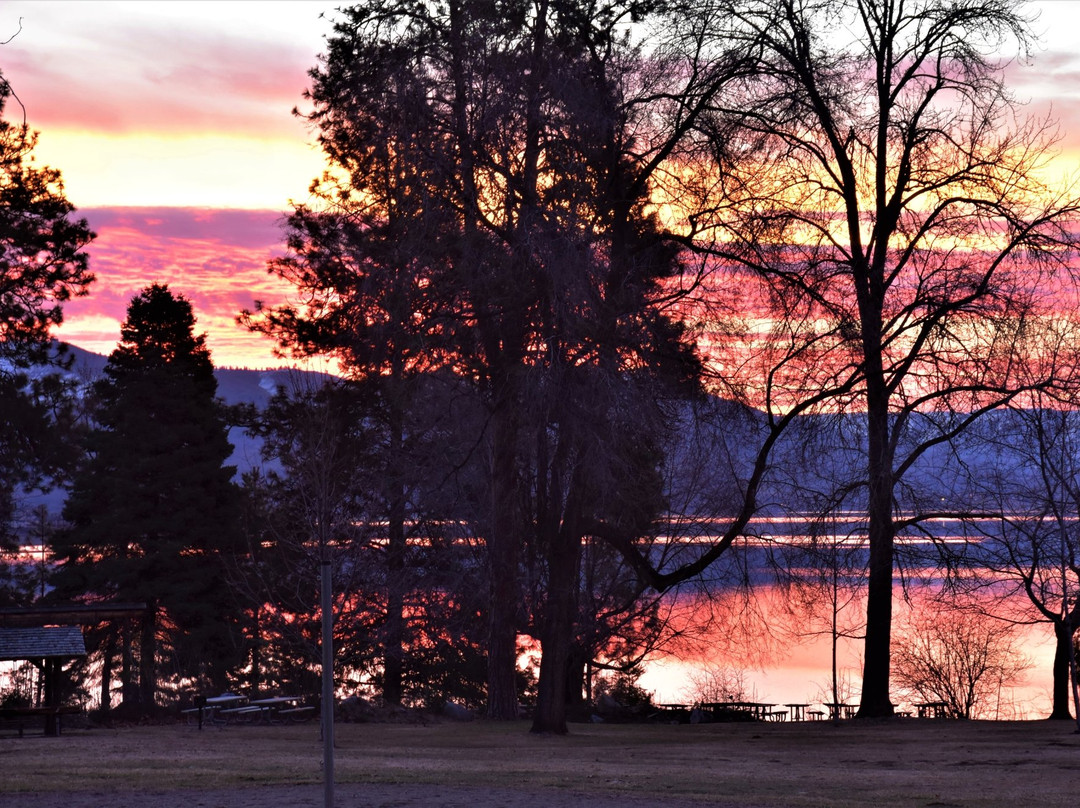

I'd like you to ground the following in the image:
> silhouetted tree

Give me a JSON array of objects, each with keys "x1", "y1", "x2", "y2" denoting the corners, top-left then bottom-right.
[
  {"x1": 261, "y1": 0, "x2": 715, "y2": 732},
  {"x1": 892, "y1": 602, "x2": 1031, "y2": 719},
  {"x1": 690, "y1": 0, "x2": 1080, "y2": 717},
  {"x1": 234, "y1": 374, "x2": 493, "y2": 710},
  {"x1": 52, "y1": 284, "x2": 241, "y2": 713},
  {"x1": 958, "y1": 403, "x2": 1080, "y2": 721},
  {"x1": 233, "y1": 379, "x2": 379, "y2": 700},
  {"x1": 0, "y1": 68, "x2": 94, "y2": 536},
  {"x1": 242, "y1": 3, "x2": 462, "y2": 704}
]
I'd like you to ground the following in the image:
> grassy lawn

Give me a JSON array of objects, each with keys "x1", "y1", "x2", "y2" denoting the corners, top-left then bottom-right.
[{"x1": 1, "y1": 718, "x2": 1078, "y2": 806}]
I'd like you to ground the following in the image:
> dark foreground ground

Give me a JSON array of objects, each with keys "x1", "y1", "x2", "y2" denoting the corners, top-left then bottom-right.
[
  {"x1": 2, "y1": 717, "x2": 1078, "y2": 807},
  {"x1": 1, "y1": 782, "x2": 730, "y2": 808}
]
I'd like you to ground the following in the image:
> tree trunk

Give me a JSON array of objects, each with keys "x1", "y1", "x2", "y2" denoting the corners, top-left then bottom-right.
[
  {"x1": 1049, "y1": 619, "x2": 1075, "y2": 720},
  {"x1": 486, "y1": 406, "x2": 520, "y2": 719},
  {"x1": 249, "y1": 609, "x2": 262, "y2": 698},
  {"x1": 565, "y1": 642, "x2": 588, "y2": 718},
  {"x1": 121, "y1": 623, "x2": 136, "y2": 709},
  {"x1": 99, "y1": 628, "x2": 115, "y2": 713},
  {"x1": 531, "y1": 527, "x2": 582, "y2": 734},
  {"x1": 383, "y1": 502, "x2": 406, "y2": 705},
  {"x1": 320, "y1": 558, "x2": 335, "y2": 808},
  {"x1": 858, "y1": 354, "x2": 896, "y2": 718},
  {"x1": 859, "y1": 512, "x2": 895, "y2": 716}
]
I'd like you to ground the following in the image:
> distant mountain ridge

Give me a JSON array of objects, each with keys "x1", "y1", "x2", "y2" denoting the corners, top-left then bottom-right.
[
  {"x1": 54, "y1": 342, "x2": 320, "y2": 411},
  {"x1": 64, "y1": 342, "x2": 337, "y2": 473},
  {"x1": 53, "y1": 343, "x2": 1029, "y2": 498},
  {"x1": 15, "y1": 343, "x2": 1039, "y2": 531}
]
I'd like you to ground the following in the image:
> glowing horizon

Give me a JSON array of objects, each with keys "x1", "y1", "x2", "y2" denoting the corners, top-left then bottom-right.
[
  {"x1": 2, "y1": 1, "x2": 333, "y2": 367},
  {"x1": 49, "y1": 206, "x2": 339, "y2": 370},
  {"x1": 4, "y1": 1, "x2": 1080, "y2": 369}
]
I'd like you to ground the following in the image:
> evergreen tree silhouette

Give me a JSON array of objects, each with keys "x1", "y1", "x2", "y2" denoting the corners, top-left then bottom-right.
[{"x1": 53, "y1": 284, "x2": 241, "y2": 713}]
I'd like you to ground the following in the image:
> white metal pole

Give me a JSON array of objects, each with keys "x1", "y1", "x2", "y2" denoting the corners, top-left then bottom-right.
[{"x1": 321, "y1": 558, "x2": 335, "y2": 808}]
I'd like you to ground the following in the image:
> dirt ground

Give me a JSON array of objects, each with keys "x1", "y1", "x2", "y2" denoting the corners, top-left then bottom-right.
[
  {"x1": 2, "y1": 717, "x2": 1078, "y2": 807},
  {"x1": 0, "y1": 782, "x2": 727, "y2": 808}
]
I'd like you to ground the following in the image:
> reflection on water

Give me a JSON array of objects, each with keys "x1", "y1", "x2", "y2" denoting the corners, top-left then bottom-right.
[{"x1": 636, "y1": 583, "x2": 1057, "y2": 719}]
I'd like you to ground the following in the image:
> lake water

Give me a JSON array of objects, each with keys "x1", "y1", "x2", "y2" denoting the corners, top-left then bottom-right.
[
  {"x1": 635, "y1": 583, "x2": 1058, "y2": 719},
  {"x1": 6, "y1": 517, "x2": 1069, "y2": 719},
  {"x1": 624, "y1": 514, "x2": 1068, "y2": 718}
]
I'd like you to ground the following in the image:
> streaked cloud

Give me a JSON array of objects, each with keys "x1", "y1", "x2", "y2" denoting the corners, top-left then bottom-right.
[
  {"x1": 55, "y1": 207, "x2": 299, "y2": 369},
  {"x1": 2, "y1": 1, "x2": 332, "y2": 209},
  {"x1": 996, "y1": 3, "x2": 1080, "y2": 173},
  {"x1": 3, "y1": 1, "x2": 330, "y2": 137},
  {"x1": 8, "y1": 0, "x2": 1080, "y2": 369}
]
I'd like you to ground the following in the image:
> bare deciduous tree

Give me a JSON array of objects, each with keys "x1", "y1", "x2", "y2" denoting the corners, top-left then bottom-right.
[
  {"x1": 684, "y1": 664, "x2": 750, "y2": 704},
  {"x1": 688, "y1": 0, "x2": 1080, "y2": 717},
  {"x1": 956, "y1": 400, "x2": 1080, "y2": 721},
  {"x1": 892, "y1": 603, "x2": 1031, "y2": 719}
]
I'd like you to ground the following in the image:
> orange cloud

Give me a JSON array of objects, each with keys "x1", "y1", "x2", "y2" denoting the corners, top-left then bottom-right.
[
  {"x1": 2, "y1": 2, "x2": 330, "y2": 209},
  {"x1": 55, "y1": 207, "x2": 303, "y2": 369}
]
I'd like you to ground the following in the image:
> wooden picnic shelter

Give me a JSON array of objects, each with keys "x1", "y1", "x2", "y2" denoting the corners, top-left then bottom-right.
[
  {"x1": 0, "y1": 602, "x2": 146, "y2": 736},
  {"x1": 0, "y1": 625, "x2": 86, "y2": 736}
]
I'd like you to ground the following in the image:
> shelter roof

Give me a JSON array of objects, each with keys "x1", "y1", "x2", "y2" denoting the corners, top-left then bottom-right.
[{"x1": 0, "y1": 626, "x2": 87, "y2": 661}]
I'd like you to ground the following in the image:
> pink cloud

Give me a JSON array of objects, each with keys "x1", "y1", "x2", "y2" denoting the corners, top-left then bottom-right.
[
  {"x1": 56, "y1": 207, "x2": 300, "y2": 368},
  {"x1": 2, "y1": 2, "x2": 330, "y2": 139},
  {"x1": 85, "y1": 208, "x2": 289, "y2": 250}
]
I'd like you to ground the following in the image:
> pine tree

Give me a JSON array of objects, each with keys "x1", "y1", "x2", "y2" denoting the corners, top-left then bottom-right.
[
  {"x1": 0, "y1": 68, "x2": 94, "y2": 535},
  {"x1": 52, "y1": 284, "x2": 241, "y2": 712}
]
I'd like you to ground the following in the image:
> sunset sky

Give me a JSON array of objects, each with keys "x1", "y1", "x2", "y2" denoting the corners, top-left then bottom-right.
[{"x1": 4, "y1": 0, "x2": 1080, "y2": 368}]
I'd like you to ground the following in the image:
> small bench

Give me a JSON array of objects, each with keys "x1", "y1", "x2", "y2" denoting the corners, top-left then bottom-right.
[
  {"x1": 277, "y1": 706, "x2": 316, "y2": 723},
  {"x1": 218, "y1": 705, "x2": 264, "y2": 723}
]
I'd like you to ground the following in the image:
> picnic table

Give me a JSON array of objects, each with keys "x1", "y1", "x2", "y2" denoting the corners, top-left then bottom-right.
[
  {"x1": 784, "y1": 703, "x2": 809, "y2": 722},
  {"x1": 0, "y1": 705, "x2": 81, "y2": 737},
  {"x1": 717, "y1": 701, "x2": 780, "y2": 721},
  {"x1": 824, "y1": 702, "x2": 857, "y2": 720},
  {"x1": 248, "y1": 696, "x2": 314, "y2": 723},
  {"x1": 182, "y1": 693, "x2": 247, "y2": 729},
  {"x1": 651, "y1": 703, "x2": 691, "y2": 722},
  {"x1": 915, "y1": 701, "x2": 950, "y2": 719},
  {"x1": 184, "y1": 693, "x2": 314, "y2": 728}
]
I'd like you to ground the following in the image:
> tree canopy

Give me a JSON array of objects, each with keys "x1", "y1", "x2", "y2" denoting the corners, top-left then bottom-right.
[
  {"x1": 0, "y1": 68, "x2": 94, "y2": 534},
  {"x1": 231, "y1": 0, "x2": 1080, "y2": 728}
]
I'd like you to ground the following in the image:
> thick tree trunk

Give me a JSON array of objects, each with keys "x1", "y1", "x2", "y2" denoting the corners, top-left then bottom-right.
[
  {"x1": 859, "y1": 511, "x2": 895, "y2": 718},
  {"x1": 1049, "y1": 620, "x2": 1075, "y2": 720},
  {"x1": 565, "y1": 642, "x2": 589, "y2": 718},
  {"x1": 858, "y1": 352, "x2": 896, "y2": 718},
  {"x1": 531, "y1": 528, "x2": 582, "y2": 734},
  {"x1": 486, "y1": 406, "x2": 520, "y2": 719}
]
